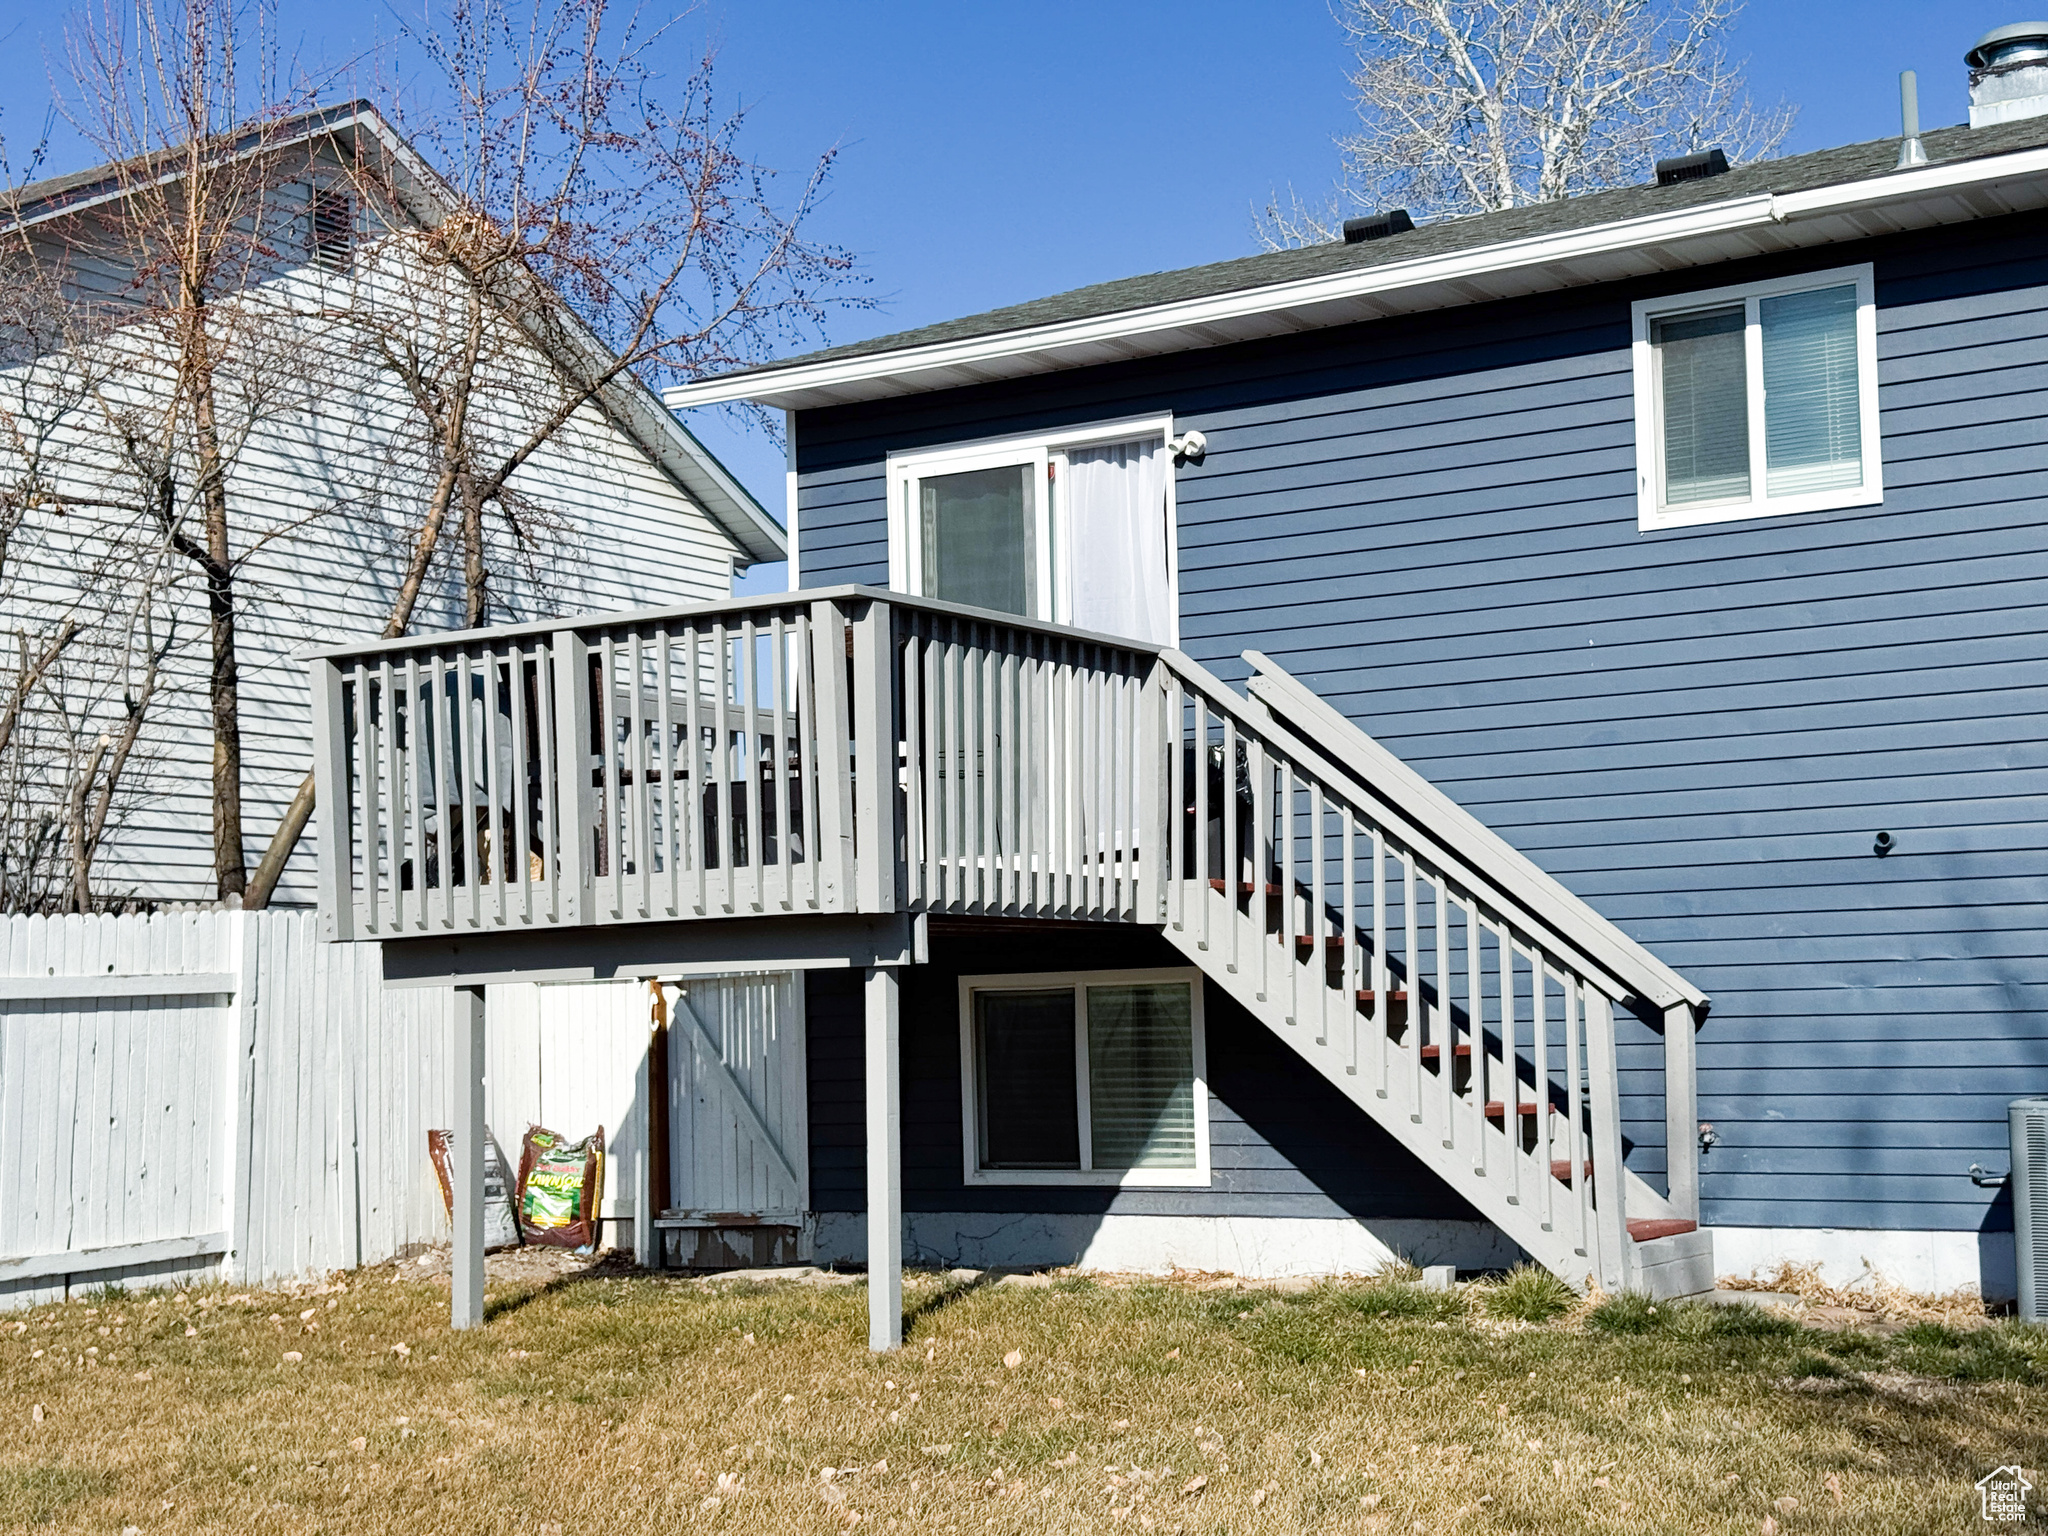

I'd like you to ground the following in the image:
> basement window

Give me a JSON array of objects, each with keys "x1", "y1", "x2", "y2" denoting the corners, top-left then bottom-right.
[
  {"x1": 1631, "y1": 264, "x2": 1881, "y2": 530},
  {"x1": 959, "y1": 968, "x2": 1210, "y2": 1187}
]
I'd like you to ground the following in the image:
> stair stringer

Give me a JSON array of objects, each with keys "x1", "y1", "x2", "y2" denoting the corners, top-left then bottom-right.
[{"x1": 1160, "y1": 880, "x2": 1635, "y2": 1293}]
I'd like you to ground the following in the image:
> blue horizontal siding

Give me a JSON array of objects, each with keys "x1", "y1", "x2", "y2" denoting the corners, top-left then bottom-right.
[
  {"x1": 795, "y1": 209, "x2": 2048, "y2": 1237},
  {"x1": 805, "y1": 930, "x2": 1488, "y2": 1225}
]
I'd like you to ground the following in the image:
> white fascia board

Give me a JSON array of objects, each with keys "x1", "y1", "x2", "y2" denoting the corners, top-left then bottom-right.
[
  {"x1": 1770, "y1": 144, "x2": 2048, "y2": 219},
  {"x1": 667, "y1": 145, "x2": 2048, "y2": 412}
]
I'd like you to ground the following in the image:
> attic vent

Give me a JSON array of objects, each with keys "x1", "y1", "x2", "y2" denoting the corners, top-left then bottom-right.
[
  {"x1": 1654, "y1": 149, "x2": 1729, "y2": 187},
  {"x1": 310, "y1": 189, "x2": 353, "y2": 273},
  {"x1": 1342, "y1": 209, "x2": 1414, "y2": 244}
]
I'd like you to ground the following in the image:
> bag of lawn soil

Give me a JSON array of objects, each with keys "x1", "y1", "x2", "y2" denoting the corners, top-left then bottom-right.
[
  {"x1": 516, "y1": 1124, "x2": 606, "y2": 1250},
  {"x1": 426, "y1": 1127, "x2": 523, "y2": 1251}
]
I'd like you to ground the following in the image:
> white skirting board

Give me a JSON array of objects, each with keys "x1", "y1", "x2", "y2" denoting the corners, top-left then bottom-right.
[
  {"x1": 813, "y1": 1212, "x2": 1528, "y2": 1279},
  {"x1": 1710, "y1": 1226, "x2": 2017, "y2": 1301}
]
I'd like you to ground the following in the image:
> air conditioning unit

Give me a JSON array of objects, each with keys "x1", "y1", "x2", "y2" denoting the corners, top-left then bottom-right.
[{"x1": 2017, "y1": 1097, "x2": 2048, "y2": 1321}]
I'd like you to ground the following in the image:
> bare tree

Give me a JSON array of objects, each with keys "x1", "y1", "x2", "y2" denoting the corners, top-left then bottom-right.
[
  {"x1": 52, "y1": 0, "x2": 325, "y2": 900},
  {"x1": 1259, "y1": 0, "x2": 1793, "y2": 246},
  {"x1": 242, "y1": 0, "x2": 863, "y2": 905},
  {"x1": 0, "y1": 119, "x2": 175, "y2": 912}
]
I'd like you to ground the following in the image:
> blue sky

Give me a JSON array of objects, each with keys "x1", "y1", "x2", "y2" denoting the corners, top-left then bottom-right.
[{"x1": 0, "y1": 0, "x2": 2020, "y2": 591}]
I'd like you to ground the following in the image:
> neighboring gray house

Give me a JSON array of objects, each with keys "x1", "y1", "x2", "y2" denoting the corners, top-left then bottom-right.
[
  {"x1": 1, "y1": 103, "x2": 783, "y2": 910},
  {"x1": 313, "y1": 29, "x2": 2048, "y2": 1343}
]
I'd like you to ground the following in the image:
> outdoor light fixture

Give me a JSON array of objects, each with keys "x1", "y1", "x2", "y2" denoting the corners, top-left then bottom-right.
[{"x1": 1168, "y1": 430, "x2": 1206, "y2": 461}]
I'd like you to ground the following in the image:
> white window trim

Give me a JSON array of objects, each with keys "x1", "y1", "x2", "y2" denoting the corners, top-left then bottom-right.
[
  {"x1": 957, "y1": 965, "x2": 1210, "y2": 1189},
  {"x1": 885, "y1": 414, "x2": 1181, "y2": 644},
  {"x1": 1631, "y1": 263, "x2": 1881, "y2": 532}
]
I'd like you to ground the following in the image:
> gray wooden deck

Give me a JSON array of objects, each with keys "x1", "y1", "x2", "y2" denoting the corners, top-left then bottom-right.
[{"x1": 310, "y1": 587, "x2": 1711, "y2": 1336}]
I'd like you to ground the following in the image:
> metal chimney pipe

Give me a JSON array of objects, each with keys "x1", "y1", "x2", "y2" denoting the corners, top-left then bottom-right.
[{"x1": 1897, "y1": 70, "x2": 1929, "y2": 168}]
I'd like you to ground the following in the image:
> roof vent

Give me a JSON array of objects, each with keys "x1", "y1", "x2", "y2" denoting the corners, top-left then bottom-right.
[
  {"x1": 1967, "y1": 21, "x2": 2048, "y2": 126},
  {"x1": 1654, "y1": 148, "x2": 1729, "y2": 186},
  {"x1": 1342, "y1": 209, "x2": 1414, "y2": 243}
]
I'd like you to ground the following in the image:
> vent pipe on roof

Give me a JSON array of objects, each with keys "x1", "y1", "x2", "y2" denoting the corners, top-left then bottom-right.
[
  {"x1": 1341, "y1": 208, "x2": 1414, "y2": 243},
  {"x1": 1897, "y1": 71, "x2": 1930, "y2": 167},
  {"x1": 1653, "y1": 148, "x2": 1728, "y2": 186},
  {"x1": 1967, "y1": 22, "x2": 2048, "y2": 126}
]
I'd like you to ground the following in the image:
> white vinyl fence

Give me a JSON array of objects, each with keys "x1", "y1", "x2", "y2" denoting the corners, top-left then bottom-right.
[{"x1": 0, "y1": 912, "x2": 675, "y2": 1307}]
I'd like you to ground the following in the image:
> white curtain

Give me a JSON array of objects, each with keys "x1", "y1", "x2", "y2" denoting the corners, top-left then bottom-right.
[{"x1": 1064, "y1": 437, "x2": 1171, "y2": 644}]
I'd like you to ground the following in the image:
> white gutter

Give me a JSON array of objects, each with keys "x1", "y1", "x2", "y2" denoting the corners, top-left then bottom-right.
[{"x1": 666, "y1": 142, "x2": 2048, "y2": 411}]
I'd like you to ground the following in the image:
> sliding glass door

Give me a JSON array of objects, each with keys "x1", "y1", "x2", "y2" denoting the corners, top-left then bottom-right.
[{"x1": 890, "y1": 421, "x2": 1175, "y2": 647}]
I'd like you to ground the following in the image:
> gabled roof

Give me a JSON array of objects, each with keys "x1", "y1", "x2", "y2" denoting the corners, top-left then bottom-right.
[
  {"x1": 666, "y1": 116, "x2": 2048, "y2": 413},
  {"x1": 8, "y1": 101, "x2": 785, "y2": 565}
]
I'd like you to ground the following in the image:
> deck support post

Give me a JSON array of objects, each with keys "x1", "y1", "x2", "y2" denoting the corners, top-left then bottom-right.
[
  {"x1": 864, "y1": 963, "x2": 902, "y2": 1350},
  {"x1": 452, "y1": 984, "x2": 487, "y2": 1329},
  {"x1": 1663, "y1": 1002, "x2": 1700, "y2": 1222}
]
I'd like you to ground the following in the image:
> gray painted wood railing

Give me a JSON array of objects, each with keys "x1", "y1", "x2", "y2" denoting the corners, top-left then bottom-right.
[
  {"x1": 1152, "y1": 650, "x2": 1663, "y2": 1285},
  {"x1": 311, "y1": 587, "x2": 1704, "y2": 1257}
]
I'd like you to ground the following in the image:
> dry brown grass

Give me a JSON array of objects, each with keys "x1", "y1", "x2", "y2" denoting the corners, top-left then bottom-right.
[
  {"x1": 1719, "y1": 1259, "x2": 1990, "y2": 1326},
  {"x1": 2, "y1": 1256, "x2": 2044, "y2": 1534}
]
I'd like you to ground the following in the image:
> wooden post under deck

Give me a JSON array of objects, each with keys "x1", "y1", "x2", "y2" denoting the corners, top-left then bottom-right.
[
  {"x1": 865, "y1": 963, "x2": 902, "y2": 1351},
  {"x1": 452, "y1": 984, "x2": 487, "y2": 1329}
]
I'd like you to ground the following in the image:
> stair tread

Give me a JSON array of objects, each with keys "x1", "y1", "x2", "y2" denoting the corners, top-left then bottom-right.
[
  {"x1": 1549, "y1": 1159, "x2": 1593, "y2": 1182},
  {"x1": 1355, "y1": 989, "x2": 1410, "y2": 1003},
  {"x1": 1483, "y1": 1100, "x2": 1543, "y2": 1117},
  {"x1": 1418, "y1": 1043, "x2": 1472, "y2": 1060},
  {"x1": 1627, "y1": 1218, "x2": 1699, "y2": 1243},
  {"x1": 1208, "y1": 879, "x2": 1284, "y2": 896}
]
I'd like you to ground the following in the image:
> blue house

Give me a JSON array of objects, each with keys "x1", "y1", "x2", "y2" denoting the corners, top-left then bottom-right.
[{"x1": 315, "y1": 32, "x2": 2048, "y2": 1345}]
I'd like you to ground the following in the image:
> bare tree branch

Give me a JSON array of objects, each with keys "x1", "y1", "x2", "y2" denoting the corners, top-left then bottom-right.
[
  {"x1": 245, "y1": 0, "x2": 866, "y2": 905},
  {"x1": 1258, "y1": 0, "x2": 1794, "y2": 246}
]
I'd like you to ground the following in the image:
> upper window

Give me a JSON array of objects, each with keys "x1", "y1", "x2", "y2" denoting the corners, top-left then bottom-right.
[
  {"x1": 1631, "y1": 265, "x2": 1881, "y2": 530},
  {"x1": 886, "y1": 417, "x2": 1178, "y2": 645},
  {"x1": 958, "y1": 967, "x2": 1209, "y2": 1187}
]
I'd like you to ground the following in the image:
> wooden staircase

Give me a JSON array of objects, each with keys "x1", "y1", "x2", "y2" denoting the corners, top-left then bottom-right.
[{"x1": 1149, "y1": 652, "x2": 1714, "y2": 1298}]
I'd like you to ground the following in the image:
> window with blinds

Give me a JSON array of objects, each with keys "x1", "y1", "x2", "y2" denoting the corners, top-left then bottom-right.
[
  {"x1": 962, "y1": 970, "x2": 1207, "y2": 1185},
  {"x1": 1634, "y1": 266, "x2": 1879, "y2": 529},
  {"x1": 1761, "y1": 285, "x2": 1861, "y2": 496},
  {"x1": 1086, "y1": 983, "x2": 1197, "y2": 1171},
  {"x1": 1652, "y1": 307, "x2": 1749, "y2": 505}
]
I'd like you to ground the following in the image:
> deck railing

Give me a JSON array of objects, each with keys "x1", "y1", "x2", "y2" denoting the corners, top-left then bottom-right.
[
  {"x1": 311, "y1": 585, "x2": 1702, "y2": 1244},
  {"x1": 311, "y1": 588, "x2": 1165, "y2": 939}
]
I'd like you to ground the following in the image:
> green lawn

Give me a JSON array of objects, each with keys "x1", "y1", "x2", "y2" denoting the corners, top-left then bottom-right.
[{"x1": 1, "y1": 1260, "x2": 2041, "y2": 1533}]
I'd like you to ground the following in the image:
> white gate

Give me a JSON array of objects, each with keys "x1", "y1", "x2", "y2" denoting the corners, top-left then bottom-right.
[{"x1": 661, "y1": 972, "x2": 808, "y2": 1264}]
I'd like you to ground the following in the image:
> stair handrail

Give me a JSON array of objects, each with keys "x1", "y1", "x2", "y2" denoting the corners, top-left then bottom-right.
[
  {"x1": 1241, "y1": 651, "x2": 1707, "y2": 1015},
  {"x1": 1156, "y1": 647, "x2": 1636, "y2": 1005}
]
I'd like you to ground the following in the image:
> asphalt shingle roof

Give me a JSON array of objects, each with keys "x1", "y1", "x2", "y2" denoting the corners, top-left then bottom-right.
[{"x1": 745, "y1": 117, "x2": 2048, "y2": 379}]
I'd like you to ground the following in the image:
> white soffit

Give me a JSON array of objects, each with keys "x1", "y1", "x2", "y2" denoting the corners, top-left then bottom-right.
[{"x1": 664, "y1": 146, "x2": 2048, "y2": 413}]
